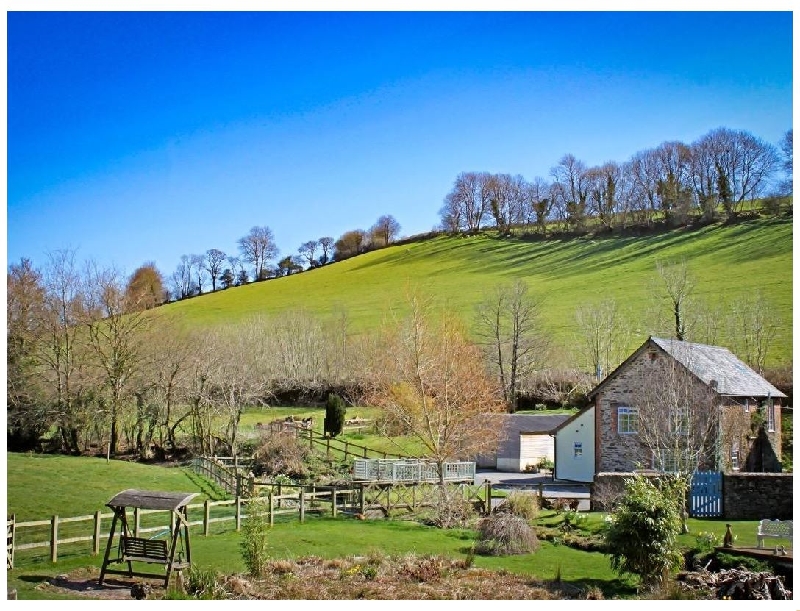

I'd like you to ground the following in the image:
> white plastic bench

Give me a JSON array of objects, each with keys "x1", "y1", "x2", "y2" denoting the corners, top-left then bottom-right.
[{"x1": 756, "y1": 519, "x2": 792, "y2": 549}]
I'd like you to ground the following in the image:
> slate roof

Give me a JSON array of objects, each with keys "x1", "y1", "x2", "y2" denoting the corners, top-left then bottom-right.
[
  {"x1": 650, "y1": 337, "x2": 786, "y2": 398},
  {"x1": 496, "y1": 413, "x2": 571, "y2": 459}
]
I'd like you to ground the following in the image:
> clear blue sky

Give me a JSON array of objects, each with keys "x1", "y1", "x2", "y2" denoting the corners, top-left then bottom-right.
[{"x1": 6, "y1": 10, "x2": 794, "y2": 279}]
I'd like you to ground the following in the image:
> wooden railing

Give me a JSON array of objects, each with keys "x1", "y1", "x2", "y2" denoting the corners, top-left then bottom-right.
[{"x1": 298, "y1": 427, "x2": 408, "y2": 461}]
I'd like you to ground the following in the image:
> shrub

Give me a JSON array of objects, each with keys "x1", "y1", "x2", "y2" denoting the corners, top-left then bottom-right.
[
  {"x1": 324, "y1": 393, "x2": 347, "y2": 438},
  {"x1": 240, "y1": 497, "x2": 271, "y2": 577},
  {"x1": 603, "y1": 473, "x2": 684, "y2": 588},
  {"x1": 183, "y1": 565, "x2": 227, "y2": 599},
  {"x1": 495, "y1": 491, "x2": 539, "y2": 521},
  {"x1": 476, "y1": 513, "x2": 539, "y2": 556},
  {"x1": 251, "y1": 430, "x2": 311, "y2": 480}
]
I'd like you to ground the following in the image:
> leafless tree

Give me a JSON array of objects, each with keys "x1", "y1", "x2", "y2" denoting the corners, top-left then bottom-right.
[
  {"x1": 366, "y1": 291, "x2": 504, "y2": 484},
  {"x1": 318, "y1": 236, "x2": 335, "y2": 265},
  {"x1": 654, "y1": 259, "x2": 694, "y2": 341},
  {"x1": 551, "y1": 154, "x2": 589, "y2": 231},
  {"x1": 525, "y1": 176, "x2": 552, "y2": 233},
  {"x1": 475, "y1": 280, "x2": 549, "y2": 411},
  {"x1": 205, "y1": 248, "x2": 227, "y2": 292},
  {"x1": 298, "y1": 240, "x2": 319, "y2": 268},
  {"x1": 779, "y1": 129, "x2": 792, "y2": 196},
  {"x1": 238, "y1": 225, "x2": 279, "y2": 280},
  {"x1": 440, "y1": 171, "x2": 492, "y2": 233},
  {"x1": 371, "y1": 215, "x2": 402, "y2": 247},
  {"x1": 334, "y1": 229, "x2": 368, "y2": 261},
  {"x1": 189, "y1": 254, "x2": 208, "y2": 295},
  {"x1": 726, "y1": 291, "x2": 779, "y2": 375},
  {"x1": 574, "y1": 297, "x2": 632, "y2": 380},
  {"x1": 84, "y1": 263, "x2": 152, "y2": 456},
  {"x1": 170, "y1": 255, "x2": 193, "y2": 300},
  {"x1": 585, "y1": 162, "x2": 621, "y2": 230}
]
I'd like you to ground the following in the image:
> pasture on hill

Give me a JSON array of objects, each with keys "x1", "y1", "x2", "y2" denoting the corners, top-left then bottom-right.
[{"x1": 160, "y1": 216, "x2": 792, "y2": 367}]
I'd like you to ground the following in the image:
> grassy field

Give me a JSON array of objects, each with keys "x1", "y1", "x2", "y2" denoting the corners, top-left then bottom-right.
[
  {"x1": 159, "y1": 216, "x2": 793, "y2": 367},
  {"x1": 5, "y1": 452, "x2": 771, "y2": 600}
]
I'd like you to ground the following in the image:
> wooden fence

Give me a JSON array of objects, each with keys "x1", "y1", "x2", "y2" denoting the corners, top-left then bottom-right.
[{"x1": 5, "y1": 478, "x2": 492, "y2": 568}]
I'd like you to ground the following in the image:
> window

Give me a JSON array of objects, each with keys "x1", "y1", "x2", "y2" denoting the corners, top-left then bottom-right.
[
  {"x1": 573, "y1": 442, "x2": 583, "y2": 458},
  {"x1": 652, "y1": 449, "x2": 679, "y2": 473},
  {"x1": 731, "y1": 442, "x2": 740, "y2": 471},
  {"x1": 766, "y1": 399, "x2": 775, "y2": 432},
  {"x1": 617, "y1": 406, "x2": 638, "y2": 434},
  {"x1": 670, "y1": 407, "x2": 689, "y2": 435}
]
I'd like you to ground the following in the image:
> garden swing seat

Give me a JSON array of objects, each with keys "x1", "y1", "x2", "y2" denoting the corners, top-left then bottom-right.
[{"x1": 99, "y1": 489, "x2": 197, "y2": 588}]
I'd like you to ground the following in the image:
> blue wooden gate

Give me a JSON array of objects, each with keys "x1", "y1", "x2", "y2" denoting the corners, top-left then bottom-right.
[{"x1": 690, "y1": 471, "x2": 723, "y2": 517}]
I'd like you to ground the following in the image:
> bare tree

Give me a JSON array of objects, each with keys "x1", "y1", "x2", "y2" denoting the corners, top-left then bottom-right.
[
  {"x1": 238, "y1": 225, "x2": 279, "y2": 280},
  {"x1": 654, "y1": 259, "x2": 694, "y2": 341},
  {"x1": 170, "y1": 255, "x2": 193, "y2": 300},
  {"x1": 632, "y1": 343, "x2": 718, "y2": 503},
  {"x1": 574, "y1": 298, "x2": 631, "y2": 380},
  {"x1": 371, "y1": 215, "x2": 402, "y2": 247},
  {"x1": 189, "y1": 254, "x2": 207, "y2": 295},
  {"x1": 551, "y1": 154, "x2": 589, "y2": 231},
  {"x1": 727, "y1": 291, "x2": 778, "y2": 375},
  {"x1": 84, "y1": 263, "x2": 151, "y2": 456},
  {"x1": 440, "y1": 171, "x2": 492, "y2": 233},
  {"x1": 318, "y1": 237, "x2": 334, "y2": 265},
  {"x1": 525, "y1": 176, "x2": 552, "y2": 233},
  {"x1": 779, "y1": 129, "x2": 792, "y2": 196},
  {"x1": 474, "y1": 280, "x2": 549, "y2": 412},
  {"x1": 366, "y1": 291, "x2": 505, "y2": 477},
  {"x1": 298, "y1": 240, "x2": 318, "y2": 268},
  {"x1": 205, "y1": 248, "x2": 227, "y2": 292}
]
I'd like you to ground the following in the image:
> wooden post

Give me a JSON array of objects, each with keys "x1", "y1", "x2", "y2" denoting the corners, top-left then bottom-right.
[
  {"x1": 235, "y1": 496, "x2": 242, "y2": 532},
  {"x1": 538, "y1": 483, "x2": 544, "y2": 506},
  {"x1": 93, "y1": 510, "x2": 102, "y2": 555},
  {"x1": 277, "y1": 482, "x2": 282, "y2": 509},
  {"x1": 50, "y1": 515, "x2": 59, "y2": 563},
  {"x1": 134, "y1": 507, "x2": 140, "y2": 537},
  {"x1": 170, "y1": 510, "x2": 176, "y2": 537},
  {"x1": 203, "y1": 500, "x2": 210, "y2": 537},
  {"x1": 360, "y1": 483, "x2": 366, "y2": 515},
  {"x1": 344, "y1": 441, "x2": 349, "y2": 457},
  {"x1": 331, "y1": 486, "x2": 337, "y2": 517},
  {"x1": 485, "y1": 480, "x2": 492, "y2": 515},
  {"x1": 269, "y1": 492, "x2": 274, "y2": 527},
  {"x1": 309, "y1": 429, "x2": 314, "y2": 450},
  {"x1": 8, "y1": 513, "x2": 16, "y2": 570},
  {"x1": 326, "y1": 437, "x2": 330, "y2": 459},
  {"x1": 299, "y1": 489, "x2": 305, "y2": 523}
]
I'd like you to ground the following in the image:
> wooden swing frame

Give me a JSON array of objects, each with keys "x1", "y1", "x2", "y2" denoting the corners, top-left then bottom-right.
[{"x1": 98, "y1": 489, "x2": 197, "y2": 588}]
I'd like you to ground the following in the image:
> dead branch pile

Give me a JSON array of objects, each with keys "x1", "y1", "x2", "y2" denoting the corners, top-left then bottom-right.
[{"x1": 676, "y1": 567, "x2": 791, "y2": 600}]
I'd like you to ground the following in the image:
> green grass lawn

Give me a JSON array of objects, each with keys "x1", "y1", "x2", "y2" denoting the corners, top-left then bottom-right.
[
  {"x1": 5, "y1": 453, "x2": 771, "y2": 600},
  {"x1": 158, "y1": 216, "x2": 792, "y2": 368}
]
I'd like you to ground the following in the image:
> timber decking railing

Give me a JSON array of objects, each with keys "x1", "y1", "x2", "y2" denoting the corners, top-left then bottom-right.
[{"x1": 352, "y1": 459, "x2": 476, "y2": 483}]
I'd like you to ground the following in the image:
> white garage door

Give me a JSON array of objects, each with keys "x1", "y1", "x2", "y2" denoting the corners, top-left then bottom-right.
[{"x1": 520, "y1": 434, "x2": 554, "y2": 470}]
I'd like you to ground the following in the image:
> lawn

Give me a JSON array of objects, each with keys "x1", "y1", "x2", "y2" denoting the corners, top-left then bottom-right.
[
  {"x1": 158, "y1": 216, "x2": 792, "y2": 368},
  {"x1": 5, "y1": 452, "x2": 771, "y2": 600}
]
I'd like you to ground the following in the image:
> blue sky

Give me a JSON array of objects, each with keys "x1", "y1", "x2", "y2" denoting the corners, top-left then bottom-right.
[{"x1": 6, "y1": 10, "x2": 794, "y2": 279}]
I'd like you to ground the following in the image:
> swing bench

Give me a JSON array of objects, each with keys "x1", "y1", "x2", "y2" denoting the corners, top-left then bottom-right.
[{"x1": 98, "y1": 489, "x2": 198, "y2": 589}]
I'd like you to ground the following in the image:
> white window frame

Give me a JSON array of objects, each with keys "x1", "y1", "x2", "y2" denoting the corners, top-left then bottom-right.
[
  {"x1": 767, "y1": 399, "x2": 775, "y2": 432},
  {"x1": 731, "y1": 442, "x2": 740, "y2": 471},
  {"x1": 652, "y1": 449, "x2": 680, "y2": 473},
  {"x1": 617, "y1": 406, "x2": 638, "y2": 434},
  {"x1": 573, "y1": 442, "x2": 583, "y2": 458},
  {"x1": 670, "y1": 407, "x2": 689, "y2": 435}
]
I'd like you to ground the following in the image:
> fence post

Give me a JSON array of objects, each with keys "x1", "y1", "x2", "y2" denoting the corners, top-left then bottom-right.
[
  {"x1": 326, "y1": 437, "x2": 330, "y2": 460},
  {"x1": 170, "y1": 510, "x2": 176, "y2": 537},
  {"x1": 331, "y1": 486, "x2": 337, "y2": 518},
  {"x1": 299, "y1": 489, "x2": 305, "y2": 523},
  {"x1": 277, "y1": 482, "x2": 282, "y2": 509},
  {"x1": 485, "y1": 480, "x2": 492, "y2": 515},
  {"x1": 8, "y1": 513, "x2": 16, "y2": 570},
  {"x1": 360, "y1": 483, "x2": 365, "y2": 515},
  {"x1": 134, "y1": 507, "x2": 140, "y2": 538},
  {"x1": 50, "y1": 515, "x2": 59, "y2": 563},
  {"x1": 93, "y1": 510, "x2": 102, "y2": 555},
  {"x1": 538, "y1": 483, "x2": 544, "y2": 506},
  {"x1": 235, "y1": 497, "x2": 242, "y2": 532},
  {"x1": 269, "y1": 492, "x2": 274, "y2": 527},
  {"x1": 203, "y1": 500, "x2": 210, "y2": 537}
]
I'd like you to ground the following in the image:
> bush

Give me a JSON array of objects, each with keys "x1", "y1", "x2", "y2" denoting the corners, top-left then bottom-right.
[
  {"x1": 476, "y1": 513, "x2": 539, "y2": 556},
  {"x1": 251, "y1": 431, "x2": 311, "y2": 480},
  {"x1": 324, "y1": 393, "x2": 347, "y2": 438},
  {"x1": 240, "y1": 497, "x2": 271, "y2": 577},
  {"x1": 603, "y1": 473, "x2": 685, "y2": 588},
  {"x1": 495, "y1": 491, "x2": 539, "y2": 521}
]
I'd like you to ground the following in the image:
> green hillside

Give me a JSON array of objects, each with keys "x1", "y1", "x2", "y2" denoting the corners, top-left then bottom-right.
[{"x1": 162, "y1": 216, "x2": 792, "y2": 367}]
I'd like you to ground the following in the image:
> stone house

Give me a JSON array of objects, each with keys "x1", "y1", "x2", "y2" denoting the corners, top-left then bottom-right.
[{"x1": 589, "y1": 336, "x2": 786, "y2": 475}]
